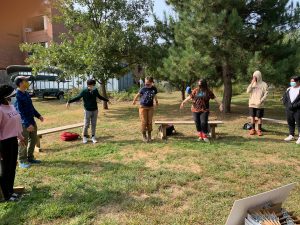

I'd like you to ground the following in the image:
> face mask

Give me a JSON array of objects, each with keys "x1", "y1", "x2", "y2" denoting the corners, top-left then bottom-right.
[
  {"x1": 24, "y1": 81, "x2": 30, "y2": 89},
  {"x1": 290, "y1": 82, "x2": 297, "y2": 87}
]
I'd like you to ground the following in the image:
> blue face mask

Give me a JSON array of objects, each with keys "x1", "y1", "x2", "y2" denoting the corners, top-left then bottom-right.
[{"x1": 290, "y1": 82, "x2": 297, "y2": 87}]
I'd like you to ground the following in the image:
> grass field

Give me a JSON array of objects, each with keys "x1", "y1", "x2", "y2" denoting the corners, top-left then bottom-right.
[{"x1": 0, "y1": 91, "x2": 299, "y2": 225}]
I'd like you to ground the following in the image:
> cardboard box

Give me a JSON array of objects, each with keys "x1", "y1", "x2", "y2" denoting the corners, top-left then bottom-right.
[{"x1": 225, "y1": 183, "x2": 297, "y2": 225}]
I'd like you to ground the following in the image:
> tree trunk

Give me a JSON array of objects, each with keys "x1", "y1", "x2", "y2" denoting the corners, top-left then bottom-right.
[
  {"x1": 180, "y1": 82, "x2": 185, "y2": 101},
  {"x1": 222, "y1": 62, "x2": 232, "y2": 113},
  {"x1": 181, "y1": 86, "x2": 185, "y2": 101},
  {"x1": 100, "y1": 79, "x2": 109, "y2": 110}
]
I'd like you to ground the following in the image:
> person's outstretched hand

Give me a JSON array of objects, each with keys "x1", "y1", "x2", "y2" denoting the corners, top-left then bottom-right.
[
  {"x1": 180, "y1": 103, "x2": 184, "y2": 109},
  {"x1": 39, "y1": 116, "x2": 44, "y2": 122},
  {"x1": 132, "y1": 101, "x2": 136, "y2": 105},
  {"x1": 219, "y1": 104, "x2": 224, "y2": 112}
]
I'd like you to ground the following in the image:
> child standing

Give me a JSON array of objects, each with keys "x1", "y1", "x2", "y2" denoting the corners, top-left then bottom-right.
[
  {"x1": 247, "y1": 70, "x2": 269, "y2": 136},
  {"x1": 66, "y1": 79, "x2": 109, "y2": 144},
  {"x1": 133, "y1": 77, "x2": 158, "y2": 142},
  {"x1": 282, "y1": 76, "x2": 300, "y2": 144},
  {"x1": 180, "y1": 79, "x2": 223, "y2": 142},
  {"x1": 0, "y1": 85, "x2": 24, "y2": 201}
]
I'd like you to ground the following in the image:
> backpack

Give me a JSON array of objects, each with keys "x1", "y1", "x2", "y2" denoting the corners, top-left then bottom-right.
[
  {"x1": 159, "y1": 124, "x2": 176, "y2": 136},
  {"x1": 243, "y1": 123, "x2": 253, "y2": 130},
  {"x1": 60, "y1": 132, "x2": 80, "y2": 141}
]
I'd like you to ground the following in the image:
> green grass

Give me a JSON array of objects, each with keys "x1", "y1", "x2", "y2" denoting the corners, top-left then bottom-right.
[{"x1": 0, "y1": 92, "x2": 299, "y2": 225}]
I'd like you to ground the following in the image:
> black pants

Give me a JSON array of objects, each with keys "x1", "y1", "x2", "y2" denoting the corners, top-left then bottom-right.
[
  {"x1": 286, "y1": 109, "x2": 300, "y2": 136},
  {"x1": 0, "y1": 137, "x2": 18, "y2": 200},
  {"x1": 193, "y1": 111, "x2": 209, "y2": 134}
]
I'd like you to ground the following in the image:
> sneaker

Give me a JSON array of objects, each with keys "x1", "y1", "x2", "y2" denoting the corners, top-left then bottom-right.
[
  {"x1": 202, "y1": 133, "x2": 210, "y2": 143},
  {"x1": 296, "y1": 137, "x2": 300, "y2": 145},
  {"x1": 257, "y1": 130, "x2": 263, "y2": 136},
  {"x1": 91, "y1": 136, "x2": 98, "y2": 144},
  {"x1": 28, "y1": 159, "x2": 41, "y2": 164},
  {"x1": 7, "y1": 196, "x2": 19, "y2": 202},
  {"x1": 142, "y1": 132, "x2": 147, "y2": 142},
  {"x1": 284, "y1": 135, "x2": 295, "y2": 141},
  {"x1": 198, "y1": 132, "x2": 203, "y2": 140},
  {"x1": 82, "y1": 136, "x2": 88, "y2": 144},
  {"x1": 19, "y1": 163, "x2": 30, "y2": 169},
  {"x1": 249, "y1": 129, "x2": 256, "y2": 135}
]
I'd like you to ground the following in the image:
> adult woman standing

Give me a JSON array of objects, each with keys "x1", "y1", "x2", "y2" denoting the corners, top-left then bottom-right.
[
  {"x1": 282, "y1": 76, "x2": 300, "y2": 144},
  {"x1": 180, "y1": 79, "x2": 223, "y2": 142},
  {"x1": 0, "y1": 85, "x2": 24, "y2": 201}
]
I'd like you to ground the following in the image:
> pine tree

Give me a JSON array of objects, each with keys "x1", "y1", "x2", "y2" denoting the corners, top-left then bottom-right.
[{"x1": 165, "y1": 0, "x2": 300, "y2": 112}]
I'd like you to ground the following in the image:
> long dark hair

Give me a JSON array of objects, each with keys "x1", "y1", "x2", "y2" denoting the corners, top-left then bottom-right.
[{"x1": 198, "y1": 79, "x2": 209, "y2": 92}]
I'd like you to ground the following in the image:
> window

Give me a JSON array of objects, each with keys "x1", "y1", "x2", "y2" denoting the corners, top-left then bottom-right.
[{"x1": 26, "y1": 16, "x2": 45, "y2": 32}]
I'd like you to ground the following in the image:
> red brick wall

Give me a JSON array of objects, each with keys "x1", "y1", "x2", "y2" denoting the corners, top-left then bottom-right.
[{"x1": 0, "y1": 0, "x2": 66, "y2": 69}]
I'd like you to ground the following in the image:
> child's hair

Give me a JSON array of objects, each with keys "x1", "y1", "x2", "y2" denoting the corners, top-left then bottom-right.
[
  {"x1": 87, "y1": 79, "x2": 96, "y2": 86},
  {"x1": 198, "y1": 79, "x2": 208, "y2": 91},
  {"x1": 0, "y1": 85, "x2": 14, "y2": 105},
  {"x1": 145, "y1": 76, "x2": 154, "y2": 83},
  {"x1": 291, "y1": 76, "x2": 300, "y2": 82}
]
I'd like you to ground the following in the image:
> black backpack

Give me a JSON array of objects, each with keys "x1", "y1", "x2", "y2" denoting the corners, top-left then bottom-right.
[
  {"x1": 243, "y1": 123, "x2": 253, "y2": 130},
  {"x1": 159, "y1": 124, "x2": 176, "y2": 136}
]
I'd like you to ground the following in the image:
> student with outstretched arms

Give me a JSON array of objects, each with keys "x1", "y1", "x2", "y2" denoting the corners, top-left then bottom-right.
[
  {"x1": 66, "y1": 79, "x2": 109, "y2": 144},
  {"x1": 180, "y1": 79, "x2": 223, "y2": 142}
]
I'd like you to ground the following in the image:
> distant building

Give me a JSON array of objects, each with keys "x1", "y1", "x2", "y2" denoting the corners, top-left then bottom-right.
[
  {"x1": 0, "y1": 0, "x2": 66, "y2": 69},
  {"x1": 0, "y1": 1, "x2": 135, "y2": 91}
]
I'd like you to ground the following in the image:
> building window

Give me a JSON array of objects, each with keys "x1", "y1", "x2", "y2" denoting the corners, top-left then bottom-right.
[{"x1": 26, "y1": 16, "x2": 45, "y2": 32}]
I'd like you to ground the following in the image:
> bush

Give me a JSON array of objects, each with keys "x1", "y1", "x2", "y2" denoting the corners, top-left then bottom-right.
[{"x1": 108, "y1": 91, "x2": 136, "y2": 102}]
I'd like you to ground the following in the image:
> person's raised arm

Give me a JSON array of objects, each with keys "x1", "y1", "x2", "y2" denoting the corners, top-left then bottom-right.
[
  {"x1": 96, "y1": 89, "x2": 109, "y2": 102},
  {"x1": 180, "y1": 96, "x2": 192, "y2": 109},
  {"x1": 66, "y1": 90, "x2": 83, "y2": 108},
  {"x1": 247, "y1": 78, "x2": 256, "y2": 93},
  {"x1": 132, "y1": 93, "x2": 141, "y2": 105}
]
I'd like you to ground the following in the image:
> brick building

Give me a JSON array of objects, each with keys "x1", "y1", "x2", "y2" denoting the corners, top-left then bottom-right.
[{"x1": 0, "y1": 0, "x2": 65, "y2": 70}]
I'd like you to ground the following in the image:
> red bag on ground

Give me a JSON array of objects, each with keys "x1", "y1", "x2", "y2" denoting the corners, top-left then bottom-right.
[{"x1": 60, "y1": 132, "x2": 80, "y2": 141}]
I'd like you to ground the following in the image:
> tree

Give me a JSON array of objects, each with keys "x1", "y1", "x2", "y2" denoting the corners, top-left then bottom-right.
[
  {"x1": 165, "y1": 0, "x2": 300, "y2": 112},
  {"x1": 21, "y1": 0, "x2": 153, "y2": 109}
]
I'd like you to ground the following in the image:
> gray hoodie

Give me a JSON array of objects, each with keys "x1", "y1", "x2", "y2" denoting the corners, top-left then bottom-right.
[{"x1": 247, "y1": 71, "x2": 269, "y2": 108}]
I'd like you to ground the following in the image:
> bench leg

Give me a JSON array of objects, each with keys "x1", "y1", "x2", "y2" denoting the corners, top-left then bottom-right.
[
  {"x1": 160, "y1": 125, "x2": 168, "y2": 140},
  {"x1": 35, "y1": 135, "x2": 42, "y2": 152},
  {"x1": 211, "y1": 125, "x2": 217, "y2": 139}
]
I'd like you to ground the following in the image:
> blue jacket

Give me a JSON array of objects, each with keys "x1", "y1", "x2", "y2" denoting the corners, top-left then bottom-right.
[{"x1": 14, "y1": 90, "x2": 41, "y2": 128}]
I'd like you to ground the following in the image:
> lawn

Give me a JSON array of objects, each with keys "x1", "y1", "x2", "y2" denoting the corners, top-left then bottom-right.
[{"x1": 0, "y1": 91, "x2": 299, "y2": 225}]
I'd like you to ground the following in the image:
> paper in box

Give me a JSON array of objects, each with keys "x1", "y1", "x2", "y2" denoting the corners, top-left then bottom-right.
[{"x1": 225, "y1": 183, "x2": 297, "y2": 225}]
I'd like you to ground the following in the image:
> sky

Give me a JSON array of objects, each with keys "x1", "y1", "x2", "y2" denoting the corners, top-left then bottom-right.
[
  {"x1": 153, "y1": 0, "x2": 174, "y2": 20},
  {"x1": 153, "y1": 0, "x2": 300, "y2": 20}
]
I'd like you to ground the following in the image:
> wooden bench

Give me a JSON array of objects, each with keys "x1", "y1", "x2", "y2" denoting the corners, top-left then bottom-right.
[
  {"x1": 36, "y1": 123, "x2": 84, "y2": 152},
  {"x1": 155, "y1": 120, "x2": 224, "y2": 139},
  {"x1": 248, "y1": 117, "x2": 287, "y2": 125}
]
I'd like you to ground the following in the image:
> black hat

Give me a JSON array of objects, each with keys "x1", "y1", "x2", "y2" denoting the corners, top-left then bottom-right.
[
  {"x1": 14, "y1": 76, "x2": 30, "y2": 87},
  {"x1": 0, "y1": 85, "x2": 15, "y2": 99}
]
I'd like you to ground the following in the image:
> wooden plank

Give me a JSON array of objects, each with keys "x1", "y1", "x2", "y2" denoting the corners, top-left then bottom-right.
[
  {"x1": 37, "y1": 123, "x2": 84, "y2": 136},
  {"x1": 248, "y1": 117, "x2": 287, "y2": 125},
  {"x1": 155, "y1": 121, "x2": 223, "y2": 125},
  {"x1": 210, "y1": 124, "x2": 217, "y2": 139}
]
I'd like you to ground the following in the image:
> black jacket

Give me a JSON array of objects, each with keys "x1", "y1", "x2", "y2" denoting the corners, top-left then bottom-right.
[{"x1": 282, "y1": 88, "x2": 300, "y2": 111}]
